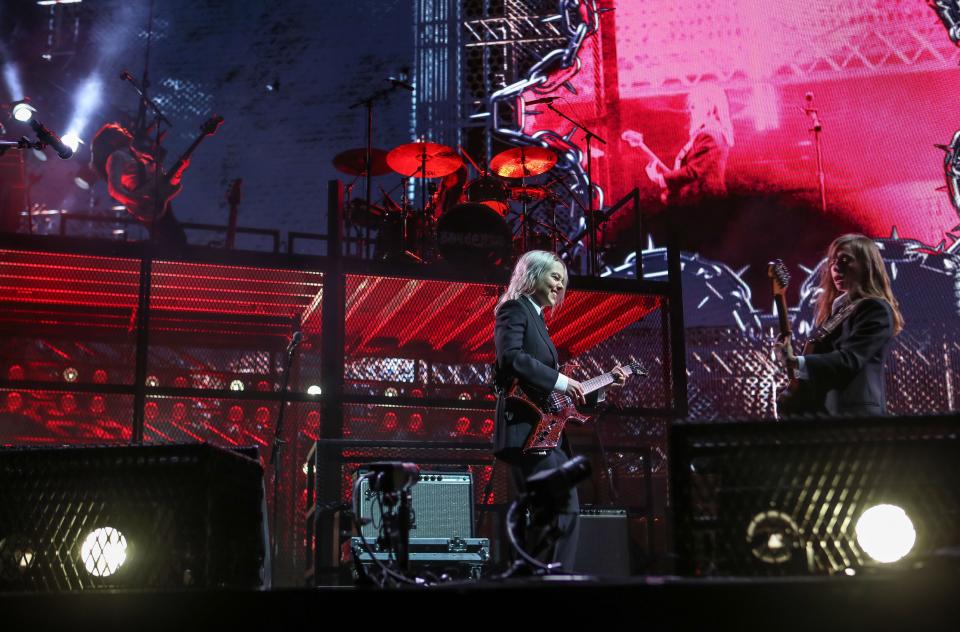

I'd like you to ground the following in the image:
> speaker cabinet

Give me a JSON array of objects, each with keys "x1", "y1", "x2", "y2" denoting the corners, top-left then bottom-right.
[
  {"x1": 356, "y1": 471, "x2": 474, "y2": 539},
  {"x1": 573, "y1": 507, "x2": 631, "y2": 576}
]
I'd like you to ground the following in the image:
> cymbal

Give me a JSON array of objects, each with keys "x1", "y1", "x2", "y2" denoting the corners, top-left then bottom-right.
[
  {"x1": 490, "y1": 146, "x2": 557, "y2": 178},
  {"x1": 332, "y1": 148, "x2": 391, "y2": 176},
  {"x1": 387, "y1": 141, "x2": 463, "y2": 178}
]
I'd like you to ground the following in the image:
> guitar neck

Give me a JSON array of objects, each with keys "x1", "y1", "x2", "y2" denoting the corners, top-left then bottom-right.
[
  {"x1": 581, "y1": 366, "x2": 636, "y2": 395},
  {"x1": 168, "y1": 134, "x2": 206, "y2": 178},
  {"x1": 774, "y1": 294, "x2": 796, "y2": 381}
]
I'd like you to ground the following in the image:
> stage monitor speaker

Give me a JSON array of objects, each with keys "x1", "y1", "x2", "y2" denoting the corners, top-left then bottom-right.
[
  {"x1": 573, "y1": 507, "x2": 631, "y2": 576},
  {"x1": 356, "y1": 470, "x2": 474, "y2": 539},
  {"x1": 671, "y1": 414, "x2": 960, "y2": 576},
  {"x1": 0, "y1": 443, "x2": 266, "y2": 591}
]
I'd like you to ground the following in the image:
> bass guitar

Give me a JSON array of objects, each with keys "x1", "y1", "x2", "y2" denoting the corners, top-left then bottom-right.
[{"x1": 514, "y1": 359, "x2": 648, "y2": 454}]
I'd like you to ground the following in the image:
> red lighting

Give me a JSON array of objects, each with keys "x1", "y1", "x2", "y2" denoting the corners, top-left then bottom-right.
[
  {"x1": 382, "y1": 411, "x2": 398, "y2": 432},
  {"x1": 144, "y1": 401, "x2": 160, "y2": 420},
  {"x1": 407, "y1": 412, "x2": 423, "y2": 433},
  {"x1": 171, "y1": 401, "x2": 187, "y2": 421},
  {"x1": 60, "y1": 393, "x2": 77, "y2": 414},
  {"x1": 227, "y1": 405, "x2": 245, "y2": 423},
  {"x1": 92, "y1": 369, "x2": 108, "y2": 384},
  {"x1": 480, "y1": 418, "x2": 494, "y2": 436},
  {"x1": 89, "y1": 395, "x2": 105, "y2": 415},
  {"x1": 7, "y1": 392, "x2": 23, "y2": 412},
  {"x1": 454, "y1": 416, "x2": 471, "y2": 436},
  {"x1": 410, "y1": 388, "x2": 424, "y2": 398},
  {"x1": 256, "y1": 380, "x2": 271, "y2": 392},
  {"x1": 8, "y1": 365, "x2": 24, "y2": 380},
  {"x1": 173, "y1": 376, "x2": 189, "y2": 388},
  {"x1": 255, "y1": 406, "x2": 271, "y2": 425}
]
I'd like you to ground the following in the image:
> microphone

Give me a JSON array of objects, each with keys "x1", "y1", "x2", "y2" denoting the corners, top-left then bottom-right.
[
  {"x1": 29, "y1": 119, "x2": 73, "y2": 159},
  {"x1": 801, "y1": 92, "x2": 822, "y2": 132},
  {"x1": 525, "y1": 96, "x2": 559, "y2": 106},
  {"x1": 285, "y1": 331, "x2": 303, "y2": 356},
  {"x1": 388, "y1": 77, "x2": 414, "y2": 91}
]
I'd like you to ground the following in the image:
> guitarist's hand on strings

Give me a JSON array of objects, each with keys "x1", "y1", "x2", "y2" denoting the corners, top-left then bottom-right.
[
  {"x1": 565, "y1": 378, "x2": 586, "y2": 405},
  {"x1": 774, "y1": 336, "x2": 799, "y2": 372},
  {"x1": 611, "y1": 363, "x2": 627, "y2": 387},
  {"x1": 644, "y1": 162, "x2": 666, "y2": 189}
]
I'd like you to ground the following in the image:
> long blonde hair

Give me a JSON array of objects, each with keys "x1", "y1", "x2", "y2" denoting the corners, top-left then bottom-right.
[
  {"x1": 687, "y1": 83, "x2": 734, "y2": 147},
  {"x1": 494, "y1": 250, "x2": 567, "y2": 315},
  {"x1": 814, "y1": 234, "x2": 903, "y2": 334}
]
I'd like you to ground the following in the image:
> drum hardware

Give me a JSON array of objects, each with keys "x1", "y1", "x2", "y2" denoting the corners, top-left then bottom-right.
[{"x1": 490, "y1": 145, "x2": 558, "y2": 252}]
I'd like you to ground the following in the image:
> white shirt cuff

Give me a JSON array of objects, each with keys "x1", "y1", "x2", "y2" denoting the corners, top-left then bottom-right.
[{"x1": 554, "y1": 373, "x2": 568, "y2": 392}]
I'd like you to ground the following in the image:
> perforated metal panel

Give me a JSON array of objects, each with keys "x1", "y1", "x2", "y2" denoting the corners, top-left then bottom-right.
[{"x1": 356, "y1": 471, "x2": 474, "y2": 539}]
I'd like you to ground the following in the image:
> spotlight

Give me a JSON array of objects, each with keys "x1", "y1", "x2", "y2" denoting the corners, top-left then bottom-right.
[
  {"x1": 79, "y1": 527, "x2": 127, "y2": 577},
  {"x1": 746, "y1": 510, "x2": 802, "y2": 565},
  {"x1": 60, "y1": 132, "x2": 82, "y2": 154},
  {"x1": 145, "y1": 375, "x2": 159, "y2": 387},
  {"x1": 454, "y1": 416, "x2": 471, "y2": 435},
  {"x1": 171, "y1": 402, "x2": 187, "y2": 421},
  {"x1": 63, "y1": 367, "x2": 78, "y2": 382},
  {"x1": 381, "y1": 411, "x2": 398, "y2": 431},
  {"x1": 11, "y1": 101, "x2": 35, "y2": 123},
  {"x1": 306, "y1": 384, "x2": 322, "y2": 396},
  {"x1": 384, "y1": 387, "x2": 399, "y2": 397},
  {"x1": 229, "y1": 379, "x2": 245, "y2": 391},
  {"x1": 227, "y1": 405, "x2": 244, "y2": 423},
  {"x1": 74, "y1": 165, "x2": 97, "y2": 190},
  {"x1": 855, "y1": 504, "x2": 916, "y2": 564}
]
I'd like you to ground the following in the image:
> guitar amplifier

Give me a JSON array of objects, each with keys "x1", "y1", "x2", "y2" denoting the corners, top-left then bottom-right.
[
  {"x1": 355, "y1": 470, "x2": 474, "y2": 539},
  {"x1": 350, "y1": 537, "x2": 489, "y2": 580},
  {"x1": 574, "y1": 507, "x2": 632, "y2": 576}
]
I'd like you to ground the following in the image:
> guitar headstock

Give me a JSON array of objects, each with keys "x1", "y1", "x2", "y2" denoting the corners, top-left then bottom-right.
[
  {"x1": 226, "y1": 178, "x2": 243, "y2": 206},
  {"x1": 200, "y1": 115, "x2": 224, "y2": 136},
  {"x1": 626, "y1": 359, "x2": 648, "y2": 377},
  {"x1": 621, "y1": 130, "x2": 644, "y2": 148},
  {"x1": 767, "y1": 259, "x2": 790, "y2": 297}
]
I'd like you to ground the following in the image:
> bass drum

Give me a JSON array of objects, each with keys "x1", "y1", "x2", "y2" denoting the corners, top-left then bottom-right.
[{"x1": 436, "y1": 203, "x2": 513, "y2": 266}]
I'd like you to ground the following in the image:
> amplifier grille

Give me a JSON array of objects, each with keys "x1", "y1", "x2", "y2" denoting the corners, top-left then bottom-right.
[{"x1": 357, "y1": 472, "x2": 473, "y2": 539}]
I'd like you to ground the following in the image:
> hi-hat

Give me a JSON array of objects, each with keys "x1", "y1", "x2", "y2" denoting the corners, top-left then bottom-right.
[
  {"x1": 387, "y1": 141, "x2": 463, "y2": 178},
  {"x1": 332, "y1": 148, "x2": 391, "y2": 176},
  {"x1": 490, "y1": 146, "x2": 557, "y2": 178}
]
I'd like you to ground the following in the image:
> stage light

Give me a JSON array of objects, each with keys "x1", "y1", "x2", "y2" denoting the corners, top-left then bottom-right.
[
  {"x1": 855, "y1": 504, "x2": 916, "y2": 564},
  {"x1": 145, "y1": 375, "x2": 159, "y2": 387},
  {"x1": 227, "y1": 405, "x2": 244, "y2": 423},
  {"x1": 306, "y1": 384, "x2": 322, "y2": 396},
  {"x1": 173, "y1": 376, "x2": 189, "y2": 388},
  {"x1": 6, "y1": 392, "x2": 23, "y2": 412},
  {"x1": 0, "y1": 535, "x2": 35, "y2": 573},
  {"x1": 89, "y1": 395, "x2": 105, "y2": 415},
  {"x1": 229, "y1": 379, "x2": 245, "y2": 391},
  {"x1": 60, "y1": 393, "x2": 77, "y2": 413},
  {"x1": 60, "y1": 132, "x2": 82, "y2": 154},
  {"x1": 144, "y1": 401, "x2": 159, "y2": 420},
  {"x1": 407, "y1": 412, "x2": 424, "y2": 433},
  {"x1": 63, "y1": 367, "x2": 78, "y2": 382},
  {"x1": 746, "y1": 510, "x2": 801, "y2": 565},
  {"x1": 3, "y1": 63, "x2": 24, "y2": 102},
  {"x1": 257, "y1": 380, "x2": 271, "y2": 392},
  {"x1": 381, "y1": 411, "x2": 398, "y2": 431},
  {"x1": 458, "y1": 392, "x2": 472, "y2": 401},
  {"x1": 384, "y1": 387, "x2": 399, "y2": 397},
  {"x1": 254, "y1": 406, "x2": 270, "y2": 425},
  {"x1": 480, "y1": 418, "x2": 494, "y2": 435},
  {"x1": 455, "y1": 416, "x2": 471, "y2": 435},
  {"x1": 92, "y1": 369, "x2": 108, "y2": 384},
  {"x1": 11, "y1": 101, "x2": 35, "y2": 123},
  {"x1": 79, "y1": 527, "x2": 127, "y2": 578},
  {"x1": 171, "y1": 402, "x2": 187, "y2": 421},
  {"x1": 8, "y1": 364, "x2": 24, "y2": 380}
]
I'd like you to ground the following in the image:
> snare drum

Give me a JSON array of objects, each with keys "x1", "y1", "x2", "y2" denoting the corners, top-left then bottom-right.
[
  {"x1": 463, "y1": 176, "x2": 509, "y2": 216},
  {"x1": 435, "y1": 202, "x2": 512, "y2": 266}
]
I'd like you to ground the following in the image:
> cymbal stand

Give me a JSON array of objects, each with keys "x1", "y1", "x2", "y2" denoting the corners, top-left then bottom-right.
[
  {"x1": 547, "y1": 102, "x2": 607, "y2": 276},
  {"x1": 520, "y1": 146, "x2": 530, "y2": 252}
]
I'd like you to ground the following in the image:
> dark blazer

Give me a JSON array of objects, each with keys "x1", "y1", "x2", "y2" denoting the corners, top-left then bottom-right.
[
  {"x1": 663, "y1": 127, "x2": 729, "y2": 206},
  {"x1": 800, "y1": 297, "x2": 895, "y2": 416},
  {"x1": 493, "y1": 297, "x2": 560, "y2": 464}
]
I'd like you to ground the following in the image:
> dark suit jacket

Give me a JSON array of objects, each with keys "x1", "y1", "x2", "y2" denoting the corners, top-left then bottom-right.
[
  {"x1": 663, "y1": 127, "x2": 729, "y2": 207},
  {"x1": 800, "y1": 297, "x2": 895, "y2": 416},
  {"x1": 493, "y1": 297, "x2": 561, "y2": 464}
]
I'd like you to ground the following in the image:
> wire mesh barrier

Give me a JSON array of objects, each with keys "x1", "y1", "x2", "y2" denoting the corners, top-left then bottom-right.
[
  {"x1": 0, "y1": 443, "x2": 266, "y2": 591},
  {"x1": 670, "y1": 415, "x2": 960, "y2": 577}
]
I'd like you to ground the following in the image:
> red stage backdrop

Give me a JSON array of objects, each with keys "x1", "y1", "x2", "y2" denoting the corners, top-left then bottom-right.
[{"x1": 520, "y1": 0, "x2": 959, "y2": 283}]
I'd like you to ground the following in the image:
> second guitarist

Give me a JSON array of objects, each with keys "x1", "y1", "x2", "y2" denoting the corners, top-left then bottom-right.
[{"x1": 493, "y1": 250, "x2": 626, "y2": 571}]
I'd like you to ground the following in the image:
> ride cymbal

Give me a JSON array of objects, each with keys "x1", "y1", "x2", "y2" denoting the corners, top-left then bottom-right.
[
  {"x1": 332, "y1": 148, "x2": 391, "y2": 176},
  {"x1": 490, "y1": 146, "x2": 557, "y2": 178}
]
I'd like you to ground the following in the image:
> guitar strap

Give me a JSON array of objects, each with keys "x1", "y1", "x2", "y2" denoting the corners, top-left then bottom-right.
[{"x1": 804, "y1": 298, "x2": 865, "y2": 349}]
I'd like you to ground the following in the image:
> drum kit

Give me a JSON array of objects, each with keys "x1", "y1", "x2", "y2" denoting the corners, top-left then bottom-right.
[{"x1": 332, "y1": 140, "x2": 566, "y2": 266}]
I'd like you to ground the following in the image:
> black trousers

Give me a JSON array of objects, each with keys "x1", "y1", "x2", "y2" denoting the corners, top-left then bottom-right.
[{"x1": 510, "y1": 445, "x2": 580, "y2": 571}]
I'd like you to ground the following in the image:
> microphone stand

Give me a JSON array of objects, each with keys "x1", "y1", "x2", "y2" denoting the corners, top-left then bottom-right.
[
  {"x1": 348, "y1": 80, "x2": 407, "y2": 259},
  {"x1": 546, "y1": 102, "x2": 606, "y2": 276},
  {"x1": 268, "y1": 328, "x2": 302, "y2": 586},
  {"x1": 801, "y1": 102, "x2": 826, "y2": 212}
]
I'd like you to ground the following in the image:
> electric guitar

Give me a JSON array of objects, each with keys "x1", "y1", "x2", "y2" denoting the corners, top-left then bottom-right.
[
  {"x1": 768, "y1": 259, "x2": 802, "y2": 416},
  {"x1": 621, "y1": 130, "x2": 670, "y2": 203},
  {"x1": 225, "y1": 178, "x2": 243, "y2": 249},
  {"x1": 130, "y1": 115, "x2": 224, "y2": 222},
  {"x1": 514, "y1": 359, "x2": 648, "y2": 454}
]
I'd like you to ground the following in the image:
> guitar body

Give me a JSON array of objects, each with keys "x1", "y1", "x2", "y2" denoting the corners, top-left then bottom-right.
[{"x1": 514, "y1": 390, "x2": 589, "y2": 455}]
